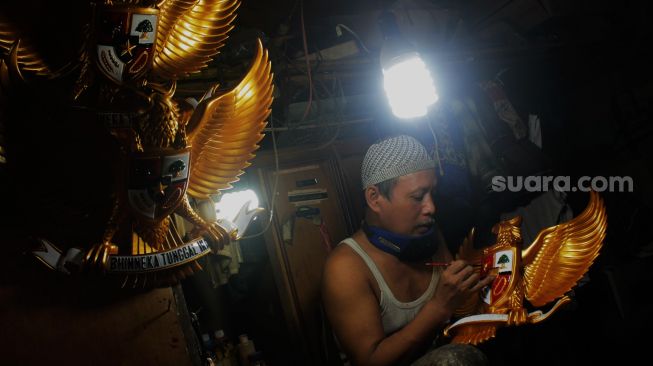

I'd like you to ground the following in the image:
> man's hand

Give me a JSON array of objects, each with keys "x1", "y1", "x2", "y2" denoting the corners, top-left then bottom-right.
[{"x1": 430, "y1": 260, "x2": 495, "y2": 316}]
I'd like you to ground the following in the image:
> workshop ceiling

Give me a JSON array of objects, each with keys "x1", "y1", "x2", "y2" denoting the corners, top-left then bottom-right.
[
  {"x1": 1, "y1": 0, "x2": 650, "y2": 148},
  {"x1": 224, "y1": 0, "x2": 651, "y2": 148}
]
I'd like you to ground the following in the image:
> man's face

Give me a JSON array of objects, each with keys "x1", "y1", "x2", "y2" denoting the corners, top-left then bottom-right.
[{"x1": 376, "y1": 169, "x2": 437, "y2": 236}]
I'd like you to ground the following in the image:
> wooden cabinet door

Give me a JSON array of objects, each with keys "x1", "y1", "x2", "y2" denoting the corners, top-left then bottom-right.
[{"x1": 257, "y1": 161, "x2": 348, "y2": 365}]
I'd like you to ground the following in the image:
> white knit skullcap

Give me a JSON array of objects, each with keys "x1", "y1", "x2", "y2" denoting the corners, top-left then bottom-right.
[{"x1": 361, "y1": 135, "x2": 435, "y2": 190}]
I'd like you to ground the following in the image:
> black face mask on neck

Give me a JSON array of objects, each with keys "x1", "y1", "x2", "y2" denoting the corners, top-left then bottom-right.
[{"x1": 362, "y1": 222, "x2": 438, "y2": 262}]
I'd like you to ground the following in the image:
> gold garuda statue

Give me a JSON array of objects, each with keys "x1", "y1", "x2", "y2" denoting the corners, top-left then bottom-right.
[
  {"x1": 444, "y1": 191, "x2": 607, "y2": 344},
  {"x1": 0, "y1": 0, "x2": 273, "y2": 286}
]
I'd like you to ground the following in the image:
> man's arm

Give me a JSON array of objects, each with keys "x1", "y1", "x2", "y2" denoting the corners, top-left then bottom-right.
[{"x1": 322, "y1": 251, "x2": 493, "y2": 366}]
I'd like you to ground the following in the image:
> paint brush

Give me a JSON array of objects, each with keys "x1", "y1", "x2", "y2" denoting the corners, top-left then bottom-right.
[
  {"x1": 424, "y1": 262, "x2": 452, "y2": 267},
  {"x1": 425, "y1": 262, "x2": 500, "y2": 277},
  {"x1": 424, "y1": 261, "x2": 484, "y2": 268},
  {"x1": 424, "y1": 262, "x2": 482, "y2": 267}
]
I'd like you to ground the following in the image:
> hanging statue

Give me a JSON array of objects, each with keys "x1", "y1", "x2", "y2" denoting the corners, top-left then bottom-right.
[
  {"x1": 0, "y1": 0, "x2": 273, "y2": 286},
  {"x1": 444, "y1": 191, "x2": 607, "y2": 344}
]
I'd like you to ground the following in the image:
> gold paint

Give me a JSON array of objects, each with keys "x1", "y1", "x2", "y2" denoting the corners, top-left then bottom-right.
[
  {"x1": 186, "y1": 39, "x2": 273, "y2": 198},
  {"x1": 1, "y1": 0, "x2": 272, "y2": 286},
  {"x1": 0, "y1": 22, "x2": 52, "y2": 77},
  {"x1": 447, "y1": 191, "x2": 607, "y2": 345},
  {"x1": 120, "y1": 39, "x2": 137, "y2": 57},
  {"x1": 153, "y1": 0, "x2": 241, "y2": 79}
]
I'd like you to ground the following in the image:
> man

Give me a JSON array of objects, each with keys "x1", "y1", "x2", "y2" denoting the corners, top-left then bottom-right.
[{"x1": 322, "y1": 135, "x2": 494, "y2": 366}]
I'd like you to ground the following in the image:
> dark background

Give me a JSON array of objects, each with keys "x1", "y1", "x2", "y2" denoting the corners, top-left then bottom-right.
[{"x1": 2, "y1": 0, "x2": 652, "y2": 365}]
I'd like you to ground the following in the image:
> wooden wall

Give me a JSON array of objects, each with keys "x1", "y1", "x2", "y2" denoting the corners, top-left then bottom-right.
[{"x1": 0, "y1": 248, "x2": 200, "y2": 366}]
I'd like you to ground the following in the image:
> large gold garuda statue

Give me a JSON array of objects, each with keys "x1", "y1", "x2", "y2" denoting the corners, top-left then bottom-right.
[
  {"x1": 444, "y1": 191, "x2": 607, "y2": 344},
  {"x1": 0, "y1": 0, "x2": 273, "y2": 286}
]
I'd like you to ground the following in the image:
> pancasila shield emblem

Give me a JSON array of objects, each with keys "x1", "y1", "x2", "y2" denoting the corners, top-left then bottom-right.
[
  {"x1": 127, "y1": 149, "x2": 190, "y2": 221},
  {"x1": 95, "y1": 6, "x2": 158, "y2": 83}
]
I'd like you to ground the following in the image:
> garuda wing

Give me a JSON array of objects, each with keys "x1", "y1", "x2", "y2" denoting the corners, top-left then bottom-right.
[
  {"x1": 454, "y1": 228, "x2": 486, "y2": 316},
  {"x1": 522, "y1": 191, "x2": 607, "y2": 307},
  {"x1": 152, "y1": 0, "x2": 240, "y2": 80},
  {"x1": 1, "y1": 17, "x2": 52, "y2": 78},
  {"x1": 186, "y1": 39, "x2": 273, "y2": 199}
]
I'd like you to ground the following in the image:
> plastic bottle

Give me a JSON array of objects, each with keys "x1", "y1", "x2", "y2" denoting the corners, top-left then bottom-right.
[
  {"x1": 201, "y1": 333, "x2": 214, "y2": 350},
  {"x1": 213, "y1": 329, "x2": 239, "y2": 366},
  {"x1": 225, "y1": 335, "x2": 238, "y2": 366},
  {"x1": 237, "y1": 334, "x2": 256, "y2": 366},
  {"x1": 214, "y1": 330, "x2": 226, "y2": 361},
  {"x1": 247, "y1": 351, "x2": 266, "y2": 366},
  {"x1": 201, "y1": 333, "x2": 217, "y2": 365},
  {"x1": 215, "y1": 329, "x2": 238, "y2": 366}
]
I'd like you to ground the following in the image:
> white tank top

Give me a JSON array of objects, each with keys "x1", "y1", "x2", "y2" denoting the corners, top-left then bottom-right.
[{"x1": 340, "y1": 237, "x2": 440, "y2": 335}]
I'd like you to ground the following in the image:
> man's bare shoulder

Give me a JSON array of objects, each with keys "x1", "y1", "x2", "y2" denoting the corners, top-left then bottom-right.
[
  {"x1": 325, "y1": 240, "x2": 363, "y2": 274},
  {"x1": 323, "y1": 236, "x2": 371, "y2": 288},
  {"x1": 322, "y1": 236, "x2": 380, "y2": 316}
]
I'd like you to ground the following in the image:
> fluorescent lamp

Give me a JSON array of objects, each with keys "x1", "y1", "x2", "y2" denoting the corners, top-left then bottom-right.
[
  {"x1": 382, "y1": 52, "x2": 438, "y2": 119},
  {"x1": 215, "y1": 189, "x2": 260, "y2": 223},
  {"x1": 378, "y1": 11, "x2": 439, "y2": 119}
]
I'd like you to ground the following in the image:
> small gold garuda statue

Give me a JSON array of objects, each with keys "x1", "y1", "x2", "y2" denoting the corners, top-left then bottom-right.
[
  {"x1": 0, "y1": 0, "x2": 273, "y2": 286},
  {"x1": 444, "y1": 191, "x2": 607, "y2": 344}
]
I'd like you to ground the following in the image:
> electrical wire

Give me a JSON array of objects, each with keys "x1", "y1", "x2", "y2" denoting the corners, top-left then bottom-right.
[
  {"x1": 308, "y1": 76, "x2": 346, "y2": 150},
  {"x1": 240, "y1": 115, "x2": 281, "y2": 239},
  {"x1": 242, "y1": 77, "x2": 346, "y2": 239},
  {"x1": 299, "y1": 0, "x2": 314, "y2": 122},
  {"x1": 288, "y1": 75, "x2": 346, "y2": 150},
  {"x1": 427, "y1": 113, "x2": 445, "y2": 176},
  {"x1": 335, "y1": 23, "x2": 372, "y2": 54}
]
